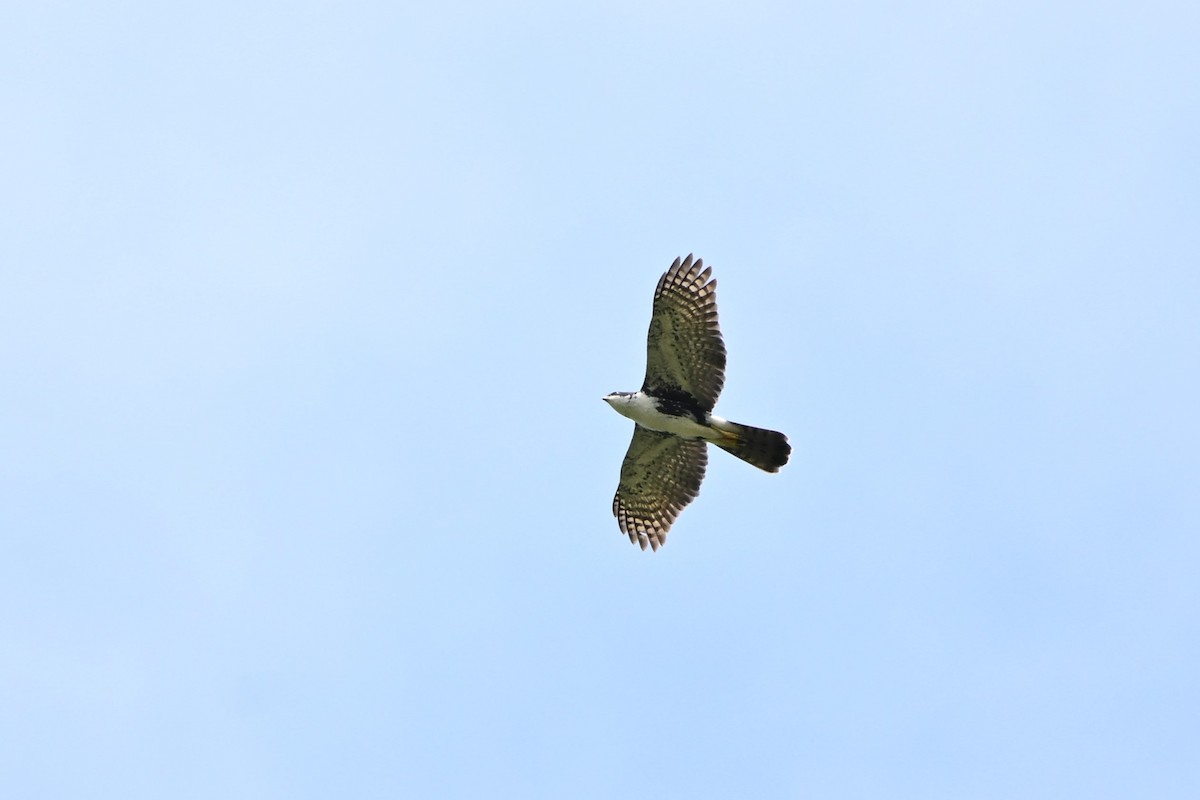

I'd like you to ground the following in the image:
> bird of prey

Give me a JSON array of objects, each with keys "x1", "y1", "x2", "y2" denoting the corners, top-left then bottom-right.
[{"x1": 604, "y1": 255, "x2": 790, "y2": 551}]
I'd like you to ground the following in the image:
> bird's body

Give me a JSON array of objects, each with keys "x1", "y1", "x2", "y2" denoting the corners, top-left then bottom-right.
[
  {"x1": 605, "y1": 255, "x2": 790, "y2": 551},
  {"x1": 603, "y1": 391, "x2": 716, "y2": 440}
]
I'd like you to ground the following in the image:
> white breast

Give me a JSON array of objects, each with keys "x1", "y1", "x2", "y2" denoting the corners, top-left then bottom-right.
[{"x1": 609, "y1": 392, "x2": 716, "y2": 440}]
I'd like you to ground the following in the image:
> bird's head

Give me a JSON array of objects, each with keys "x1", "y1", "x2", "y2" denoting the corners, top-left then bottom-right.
[{"x1": 603, "y1": 391, "x2": 638, "y2": 420}]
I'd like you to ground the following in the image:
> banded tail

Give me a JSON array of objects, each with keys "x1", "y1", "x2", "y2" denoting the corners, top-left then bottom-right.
[{"x1": 711, "y1": 420, "x2": 791, "y2": 473}]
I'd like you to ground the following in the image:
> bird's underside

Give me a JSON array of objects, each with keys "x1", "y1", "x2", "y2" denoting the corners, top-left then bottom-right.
[{"x1": 606, "y1": 255, "x2": 790, "y2": 551}]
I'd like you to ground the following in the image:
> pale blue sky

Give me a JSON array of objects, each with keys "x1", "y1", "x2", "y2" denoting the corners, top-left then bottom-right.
[{"x1": 2, "y1": 2, "x2": 1198, "y2": 798}]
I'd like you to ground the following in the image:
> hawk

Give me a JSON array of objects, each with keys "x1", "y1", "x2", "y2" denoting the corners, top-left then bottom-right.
[{"x1": 604, "y1": 254, "x2": 791, "y2": 551}]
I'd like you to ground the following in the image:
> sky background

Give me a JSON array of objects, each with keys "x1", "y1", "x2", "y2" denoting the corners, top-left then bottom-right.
[{"x1": 2, "y1": 1, "x2": 1198, "y2": 798}]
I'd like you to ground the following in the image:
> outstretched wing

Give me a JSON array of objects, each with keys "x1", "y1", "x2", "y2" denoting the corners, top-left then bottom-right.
[
  {"x1": 642, "y1": 254, "x2": 726, "y2": 411},
  {"x1": 612, "y1": 428, "x2": 708, "y2": 551}
]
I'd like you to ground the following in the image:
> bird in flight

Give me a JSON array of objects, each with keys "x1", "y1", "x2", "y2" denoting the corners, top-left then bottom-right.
[{"x1": 604, "y1": 255, "x2": 790, "y2": 551}]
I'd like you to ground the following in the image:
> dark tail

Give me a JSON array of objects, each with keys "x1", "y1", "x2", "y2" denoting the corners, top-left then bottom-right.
[{"x1": 712, "y1": 421, "x2": 791, "y2": 473}]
